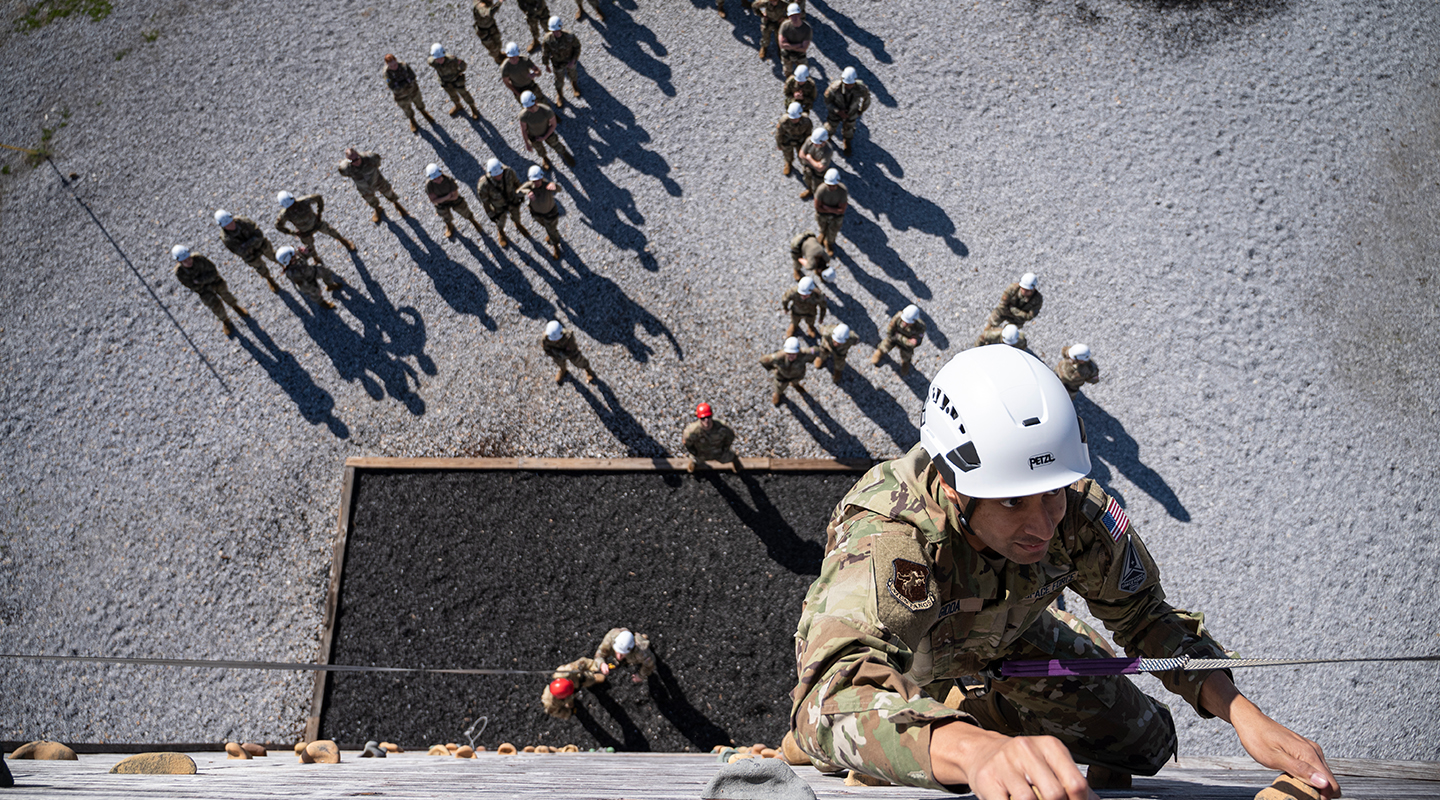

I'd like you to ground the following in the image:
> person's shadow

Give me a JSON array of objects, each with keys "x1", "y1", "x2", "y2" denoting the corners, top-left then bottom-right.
[
  {"x1": 1073, "y1": 394, "x2": 1191, "y2": 522},
  {"x1": 572, "y1": 377, "x2": 668, "y2": 456},
  {"x1": 586, "y1": 0, "x2": 675, "y2": 96},
  {"x1": 575, "y1": 683, "x2": 651, "y2": 751},
  {"x1": 790, "y1": 391, "x2": 869, "y2": 458},
  {"x1": 805, "y1": 0, "x2": 893, "y2": 66},
  {"x1": 704, "y1": 473, "x2": 825, "y2": 575},
  {"x1": 841, "y1": 151, "x2": 970, "y2": 262},
  {"x1": 538, "y1": 249, "x2": 682, "y2": 363},
  {"x1": 234, "y1": 314, "x2": 350, "y2": 438},
  {"x1": 833, "y1": 363, "x2": 920, "y2": 452},
  {"x1": 832, "y1": 230, "x2": 934, "y2": 305},
  {"x1": 343, "y1": 249, "x2": 437, "y2": 379},
  {"x1": 646, "y1": 655, "x2": 733, "y2": 751},
  {"x1": 392, "y1": 215, "x2": 498, "y2": 331}
]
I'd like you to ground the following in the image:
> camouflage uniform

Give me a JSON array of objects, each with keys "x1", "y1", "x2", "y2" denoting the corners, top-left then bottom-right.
[
  {"x1": 275, "y1": 194, "x2": 351, "y2": 261},
  {"x1": 219, "y1": 216, "x2": 281, "y2": 292},
  {"x1": 974, "y1": 325, "x2": 1028, "y2": 350},
  {"x1": 540, "y1": 657, "x2": 606, "y2": 720},
  {"x1": 813, "y1": 179, "x2": 848, "y2": 251},
  {"x1": 874, "y1": 312, "x2": 925, "y2": 370},
  {"x1": 384, "y1": 60, "x2": 432, "y2": 129},
  {"x1": 282, "y1": 245, "x2": 341, "y2": 304},
  {"x1": 472, "y1": 0, "x2": 506, "y2": 64},
  {"x1": 519, "y1": 175, "x2": 564, "y2": 251},
  {"x1": 519, "y1": 102, "x2": 575, "y2": 169},
  {"x1": 789, "y1": 231, "x2": 829, "y2": 281},
  {"x1": 781, "y1": 285, "x2": 828, "y2": 338},
  {"x1": 798, "y1": 136, "x2": 833, "y2": 199},
  {"x1": 428, "y1": 53, "x2": 481, "y2": 118},
  {"x1": 337, "y1": 152, "x2": 402, "y2": 215},
  {"x1": 477, "y1": 167, "x2": 530, "y2": 242},
  {"x1": 574, "y1": 0, "x2": 604, "y2": 21},
  {"x1": 777, "y1": 16, "x2": 812, "y2": 77},
  {"x1": 760, "y1": 345, "x2": 821, "y2": 400},
  {"x1": 542, "y1": 330, "x2": 593, "y2": 379},
  {"x1": 824, "y1": 78, "x2": 872, "y2": 146},
  {"x1": 516, "y1": 0, "x2": 551, "y2": 50},
  {"x1": 502, "y1": 55, "x2": 549, "y2": 107},
  {"x1": 814, "y1": 324, "x2": 856, "y2": 383},
  {"x1": 790, "y1": 445, "x2": 1233, "y2": 789},
  {"x1": 783, "y1": 73, "x2": 817, "y2": 114},
  {"x1": 542, "y1": 27, "x2": 582, "y2": 102},
  {"x1": 775, "y1": 113, "x2": 814, "y2": 173},
  {"x1": 986, "y1": 283, "x2": 1044, "y2": 329},
  {"x1": 751, "y1": 0, "x2": 787, "y2": 58},
  {"x1": 595, "y1": 628, "x2": 656, "y2": 679},
  {"x1": 1054, "y1": 346, "x2": 1100, "y2": 396},
  {"x1": 175, "y1": 254, "x2": 245, "y2": 329},
  {"x1": 682, "y1": 418, "x2": 738, "y2": 466},
  {"x1": 425, "y1": 174, "x2": 483, "y2": 235}
]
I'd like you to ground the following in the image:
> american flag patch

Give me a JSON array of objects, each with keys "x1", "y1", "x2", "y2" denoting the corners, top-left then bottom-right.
[{"x1": 1102, "y1": 497, "x2": 1130, "y2": 541}]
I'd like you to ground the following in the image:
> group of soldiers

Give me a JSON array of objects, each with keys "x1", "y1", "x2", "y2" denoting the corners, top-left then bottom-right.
[
  {"x1": 540, "y1": 627, "x2": 656, "y2": 720},
  {"x1": 969, "y1": 272, "x2": 1101, "y2": 397}
]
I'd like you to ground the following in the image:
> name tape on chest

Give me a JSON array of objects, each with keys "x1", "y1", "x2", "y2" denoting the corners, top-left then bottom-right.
[{"x1": 1022, "y1": 572, "x2": 1078, "y2": 603}]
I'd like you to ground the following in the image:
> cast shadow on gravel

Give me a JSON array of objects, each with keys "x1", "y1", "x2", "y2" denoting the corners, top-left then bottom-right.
[
  {"x1": 461, "y1": 234, "x2": 557, "y2": 322},
  {"x1": 704, "y1": 0, "x2": 762, "y2": 51},
  {"x1": 573, "y1": 377, "x2": 668, "y2": 456},
  {"x1": 345, "y1": 247, "x2": 437, "y2": 377},
  {"x1": 235, "y1": 317, "x2": 350, "y2": 438},
  {"x1": 589, "y1": 0, "x2": 675, "y2": 97},
  {"x1": 834, "y1": 368, "x2": 920, "y2": 451},
  {"x1": 1073, "y1": 394, "x2": 1190, "y2": 522},
  {"x1": 789, "y1": 392, "x2": 869, "y2": 460},
  {"x1": 833, "y1": 224, "x2": 933, "y2": 305},
  {"x1": 417, "y1": 117, "x2": 520, "y2": 189},
  {"x1": 575, "y1": 685, "x2": 651, "y2": 751},
  {"x1": 391, "y1": 216, "x2": 499, "y2": 331},
  {"x1": 646, "y1": 655, "x2": 733, "y2": 750},
  {"x1": 535, "y1": 250, "x2": 683, "y2": 363},
  {"x1": 806, "y1": 0, "x2": 893, "y2": 66},
  {"x1": 704, "y1": 473, "x2": 825, "y2": 575},
  {"x1": 843, "y1": 147, "x2": 969, "y2": 261}
]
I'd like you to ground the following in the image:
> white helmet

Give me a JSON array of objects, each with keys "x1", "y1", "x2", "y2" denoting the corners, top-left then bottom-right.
[
  {"x1": 213, "y1": 209, "x2": 233, "y2": 226},
  {"x1": 783, "y1": 336, "x2": 801, "y2": 354},
  {"x1": 170, "y1": 244, "x2": 191, "y2": 261},
  {"x1": 823, "y1": 168, "x2": 839, "y2": 185},
  {"x1": 528, "y1": 165, "x2": 544, "y2": 181},
  {"x1": 425, "y1": 163, "x2": 443, "y2": 180},
  {"x1": 810, "y1": 127, "x2": 828, "y2": 144},
  {"x1": 1001, "y1": 324, "x2": 1020, "y2": 346},
  {"x1": 521, "y1": 90, "x2": 536, "y2": 108},
  {"x1": 842, "y1": 66, "x2": 857, "y2": 84},
  {"x1": 276, "y1": 246, "x2": 296, "y2": 265},
  {"x1": 548, "y1": 15, "x2": 563, "y2": 30},
  {"x1": 787, "y1": 2, "x2": 801, "y2": 14},
  {"x1": 486, "y1": 158, "x2": 504, "y2": 176},
  {"x1": 920, "y1": 345, "x2": 1090, "y2": 499},
  {"x1": 545, "y1": 320, "x2": 563, "y2": 341},
  {"x1": 1019, "y1": 272, "x2": 1039, "y2": 290},
  {"x1": 504, "y1": 41, "x2": 520, "y2": 57},
  {"x1": 430, "y1": 42, "x2": 446, "y2": 58},
  {"x1": 614, "y1": 630, "x2": 636, "y2": 655},
  {"x1": 832, "y1": 323, "x2": 850, "y2": 344},
  {"x1": 787, "y1": 102, "x2": 802, "y2": 119},
  {"x1": 797, "y1": 276, "x2": 815, "y2": 295},
  {"x1": 794, "y1": 65, "x2": 810, "y2": 81},
  {"x1": 821, "y1": 266, "x2": 836, "y2": 282},
  {"x1": 901, "y1": 304, "x2": 920, "y2": 324},
  {"x1": 1069, "y1": 343, "x2": 1092, "y2": 362},
  {"x1": 277, "y1": 190, "x2": 295, "y2": 208}
]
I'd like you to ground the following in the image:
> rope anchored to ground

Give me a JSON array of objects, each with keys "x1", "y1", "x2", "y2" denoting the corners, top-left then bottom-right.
[{"x1": 995, "y1": 653, "x2": 1440, "y2": 679}]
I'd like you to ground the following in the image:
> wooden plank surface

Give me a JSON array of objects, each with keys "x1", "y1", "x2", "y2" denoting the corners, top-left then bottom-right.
[
  {"x1": 342, "y1": 456, "x2": 876, "y2": 472},
  {"x1": 1179, "y1": 755, "x2": 1440, "y2": 782},
  {"x1": 5, "y1": 752, "x2": 1438, "y2": 800},
  {"x1": 305, "y1": 465, "x2": 357, "y2": 743}
]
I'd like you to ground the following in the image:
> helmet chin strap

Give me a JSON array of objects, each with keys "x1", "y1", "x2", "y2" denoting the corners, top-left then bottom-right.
[{"x1": 938, "y1": 472, "x2": 984, "y2": 544}]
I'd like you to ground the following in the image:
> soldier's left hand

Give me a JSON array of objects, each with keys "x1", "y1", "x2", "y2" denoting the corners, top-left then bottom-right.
[{"x1": 1232, "y1": 704, "x2": 1339, "y2": 799}]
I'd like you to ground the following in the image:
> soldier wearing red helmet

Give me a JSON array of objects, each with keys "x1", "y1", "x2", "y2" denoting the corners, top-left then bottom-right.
[
  {"x1": 682, "y1": 403, "x2": 740, "y2": 473},
  {"x1": 540, "y1": 657, "x2": 605, "y2": 719}
]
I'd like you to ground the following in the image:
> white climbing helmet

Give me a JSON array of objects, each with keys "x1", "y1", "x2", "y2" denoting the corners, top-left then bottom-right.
[
  {"x1": 901, "y1": 304, "x2": 920, "y2": 324},
  {"x1": 842, "y1": 66, "x2": 857, "y2": 84},
  {"x1": 277, "y1": 190, "x2": 295, "y2": 208},
  {"x1": 170, "y1": 245, "x2": 191, "y2": 261},
  {"x1": 783, "y1": 337, "x2": 801, "y2": 354},
  {"x1": 213, "y1": 209, "x2": 233, "y2": 226},
  {"x1": 276, "y1": 246, "x2": 296, "y2": 265},
  {"x1": 1019, "y1": 272, "x2": 1039, "y2": 290},
  {"x1": 832, "y1": 323, "x2": 850, "y2": 344},
  {"x1": 614, "y1": 630, "x2": 635, "y2": 655},
  {"x1": 787, "y1": 2, "x2": 801, "y2": 15},
  {"x1": 1001, "y1": 324, "x2": 1020, "y2": 346},
  {"x1": 549, "y1": 15, "x2": 563, "y2": 31},
  {"x1": 810, "y1": 127, "x2": 828, "y2": 144},
  {"x1": 794, "y1": 65, "x2": 810, "y2": 81},
  {"x1": 486, "y1": 158, "x2": 504, "y2": 176},
  {"x1": 430, "y1": 42, "x2": 446, "y2": 58},
  {"x1": 1069, "y1": 343, "x2": 1092, "y2": 362},
  {"x1": 821, "y1": 266, "x2": 836, "y2": 282},
  {"x1": 787, "y1": 102, "x2": 802, "y2": 120},
  {"x1": 545, "y1": 320, "x2": 563, "y2": 341},
  {"x1": 521, "y1": 90, "x2": 536, "y2": 108},
  {"x1": 797, "y1": 276, "x2": 815, "y2": 295},
  {"x1": 921, "y1": 345, "x2": 1089, "y2": 499},
  {"x1": 504, "y1": 41, "x2": 520, "y2": 57},
  {"x1": 528, "y1": 165, "x2": 545, "y2": 181},
  {"x1": 823, "y1": 168, "x2": 839, "y2": 185},
  {"x1": 425, "y1": 163, "x2": 443, "y2": 180}
]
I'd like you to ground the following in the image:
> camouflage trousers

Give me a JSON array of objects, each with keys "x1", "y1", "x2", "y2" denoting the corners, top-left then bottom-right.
[
  {"x1": 442, "y1": 85, "x2": 478, "y2": 114},
  {"x1": 528, "y1": 205, "x2": 562, "y2": 243},
  {"x1": 524, "y1": 12, "x2": 547, "y2": 44},
  {"x1": 475, "y1": 25, "x2": 504, "y2": 64},
  {"x1": 238, "y1": 242, "x2": 279, "y2": 284},
  {"x1": 434, "y1": 197, "x2": 480, "y2": 228},
  {"x1": 802, "y1": 165, "x2": 826, "y2": 195},
  {"x1": 554, "y1": 62, "x2": 579, "y2": 98},
  {"x1": 357, "y1": 177, "x2": 400, "y2": 210},
  {"x1": 290, "y1": 222, "x2": 348, "y2": 260},
  {"x1": 778, "y1": 142, "x2": 804, "y2": 165},
  {"x1": 816, "y1": 211, "x2": 843, "y2": 246},
  {"x1": 531, "y1": 131, "x2": 573, "y2": 166},
  {"x1": 771, "y1": 372, "x2": 807, "y2": 396},
  {"x1": 194, "y1": 283, "x2": 241, "y2": 322},
  {"x1": 814, "y1": 351, "x2": 847, "y2": 382},
  {"x1": 781, "y1": 50, "x2": 807, "y2": 78},
  {"x1": 875, "y1": 338, "x2": 914, "y2": 366},
  {"x1": 488, "y1": 204, "x2": 527, "y2": 234},
  {"x1": 825, "y1": 113, "x2": 860, "y2": 142},
  {"x1": 548, "y1": 350, "x2": 590, "y2": 371},
  {"x1": 760, "y1": 21, "x2": 780, "y2": 52},
  {"x1": 576, "y1": 0, "x2": 603, "y2": 17},
  {"x1": 392, "y1": 86, "x2": 428, "y2": 121},
  {"x1": 786, "y1": 312, "x2": 819, "y2": 338},
  {"x1": 286, "y1": 265, "x2": 341, "y2": 304}
]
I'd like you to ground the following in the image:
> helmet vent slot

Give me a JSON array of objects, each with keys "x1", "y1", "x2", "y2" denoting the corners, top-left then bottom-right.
[{"x1": 1022, "y1": 417, "x2": 1041, "y2": 427}]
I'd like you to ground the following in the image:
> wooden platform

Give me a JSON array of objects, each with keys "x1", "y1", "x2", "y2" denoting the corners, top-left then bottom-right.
[{"x1": 5, "y1": 752, "x2": 1437, "y2": 799}]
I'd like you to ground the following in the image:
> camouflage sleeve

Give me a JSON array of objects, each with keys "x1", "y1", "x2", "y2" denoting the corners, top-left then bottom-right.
[
  {"x1": 760, "y1": 352, "x2": 778, "y2": 370},
  {"x1": 633, "y1": 646, "x2": 656, "y2": 678},
  {"x1": 790, "y1": 509, "x2": 971, "y2": 790},
  {"x1": 717, "y1": 425, "x2": 734, "y2": 452},
  {"x1": 681, "y1": 424, "x2": 701, "y2": 456},
  {"x1": 1065, "y1": 480, "x2": 1232, "y2": 718},
  {"x1": 593, "y1": 628, "x2": 618, "y2": 663},
  {"x1": 815, "y1": 295, "x2": 827, "y2": 323}
]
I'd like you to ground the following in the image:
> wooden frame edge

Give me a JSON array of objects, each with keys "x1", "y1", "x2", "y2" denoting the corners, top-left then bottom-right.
[{"x1": 306, "y1": 464, "x2": 358, "y2": 743}]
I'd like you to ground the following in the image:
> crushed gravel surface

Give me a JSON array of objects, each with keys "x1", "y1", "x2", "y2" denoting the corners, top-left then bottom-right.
[{"x1": 1, "y1": 0, "x2": 1437, "y2": 760}]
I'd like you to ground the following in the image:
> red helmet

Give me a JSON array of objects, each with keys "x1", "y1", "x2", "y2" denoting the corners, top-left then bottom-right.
[
  {"x1": 549, "y1": 678, "x2": 575, "y2": 699},
  {"x1": 695, "y1": 403, "x2": 713, "y2": 419}
]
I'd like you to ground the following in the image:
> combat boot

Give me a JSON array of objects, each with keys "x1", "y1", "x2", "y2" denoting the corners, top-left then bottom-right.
[
  {"x1": 408, "y1": 118, "x2": 419, "y2": 133},
  {"x1": 235, "y1": 305, "x2": 250, "y2": 318},
  {"x1": 496, "y1": 230, "x2": 510, "y2": 247},
  {"x1": 443, "y1": 222, "x2": 456, "y2": 238},
  {"x1": 448, "y1": 104, "x2": 463, "y2": 117},
  {"x1": 806, "y1": 325, "x2": 820, "y2": 339},
  {"x1": 371, "y1": 207, "x2": 383, "y2": 224},
  {"x1": 221, "y1": 319, "x2": 234, "y2": 337},
  {"x1": 327, "y1": 283, "x2": 343, "y2": 294},
  {"x1": 266, "y1": 279, "x2": 281, "y2": 293},
  {"x1": 585, "y1": 368, "x2": 596, "y2": 384},
  {"x1": 571, "y1": 84, "x2": 581, "y2": 99},
  {"x1": 555, "y1": 93, "x2": 565, "y2": 109},
  {"x1": 794, "y1": 382, "x2": 808, "y2": 395},
  {"x1": 342, "y1": 237, "x2": 357, "y2": 251},
  {"x1": 551, "y1": 242, "x2": 562, "y2": 259},
  {"x1": 394, "y1": 201, "x2": 410, "y2": 218},
  {"x1": 869, "y1": 351, "x2": 883, "y2": 366},
  {"x1": 321, "y1": 299, "x2": 337, "y2": 310},
  {"x1": 542, "y1": 157, "x2": 556, "y2": 172},
  {"x1": 575, "y1": 6, "x2": 584, "y2": 20},
  {"x1": 469, "y1": 105, "x2": 482, "y2": 120},
  {"x1": 844, "y1": 136, "x2": 853, "y2": 156},
  {"x1": 421, "y1": 109, "x2": 437, "y2": 124},
  {"x1": 813, "y1": 355, "x2": 824, "y2": 368},
  {"x1": 782, "y1": 161, "x2": 792, "y2": 176},
  {"x1": 555, "y1": 366, "x2": 568, "y2": 384},
  {"x1": 561, "y1": 150, "x2": 576, "y2": 167},
  {"x1": 759, "y1": 43, "x2": 768, "y2": 60},
  {"x1": 799, "y1": 186, "x2": 813, "y2": 199},
  {"x1": 771, "y1": 390, "x2": 782, "y2": 407}
]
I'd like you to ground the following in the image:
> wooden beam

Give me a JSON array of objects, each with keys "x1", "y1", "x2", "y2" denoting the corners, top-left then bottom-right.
[
  {"x1": 1177, "y1": 756, "x2": 1440, "y2": 782},
  {"x1": 343, "y1": 456, "x2": 876, "y2": 472},
  {"x1": 306, "y1": 465, "x2": 358, "y2": 743}
]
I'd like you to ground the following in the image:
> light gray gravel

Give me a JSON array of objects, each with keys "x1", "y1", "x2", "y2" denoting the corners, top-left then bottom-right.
[{"x1": 2, "y1": 0, "x2": 1437, "y2": 760}]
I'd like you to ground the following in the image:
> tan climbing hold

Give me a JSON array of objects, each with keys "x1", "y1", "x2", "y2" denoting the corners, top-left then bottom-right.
[
  {"x1": 428, "y1": 745, "x2": 449, "y2": 756},
  {"x1": 750, "y1": 743, "x2": 767, "y2": 754},
  {"x1": 225, "y1": 742, "x2": 251, "y2": 760},
  {"x1": 497, "y1": 743, "x2": 517, "y2": 755},
  {"x1": 1256, "y1": 774, "x2": 1325, "y2": 800},
  {"x1": 380, "y1": 742, "x2": 402, "y2": 753},
  {"x1": 304, "y1": 740, "x2": 340, "y2": 764},
  {"x1": 109, "y1": 753, "x2": 196, "y2": 774},
  {"x1": 560, "y1": 744, "x2": 579, "y2": 753},
  {"x1": 10, "y1": 741, "x2": 78, "y2": 761},
  {"x1": 456, "y1": 746, "x2": 475, "y2": 758},
  {"x1": 761, "y1": 748, "x2": 779, "y2": 759},
  {"x1": 293, "y1": 742, "x2": 307, "y2": 755},
  {"x1": 522, "y1": 746, "x2": 536, "y2": 753},
  {"x1": 241, "y1": 743, "x2": 267, "y2": 757},
  {"x1": 445, "y1": 743, "x2": 459, "y2": 752},
  {"x1": 728, "y1": 752, "x2": 758, "y2": 764}
]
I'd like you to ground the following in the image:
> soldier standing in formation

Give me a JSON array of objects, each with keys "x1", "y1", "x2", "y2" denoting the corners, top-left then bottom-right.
[
  {"x1": 824, "y1": 66, "x2": 871, "y2": 156},
  {"x1": 870, "y1": 303, "x2": 924, "y2": 375},
  {"x1": 427, "y1": 43, "x2": 482, "y2": 119},
  {"x1": 338, "y1": 148, "x2": 408, "y2": 224},
  {"x1": 383, "y1": 53, "x2": 436, "y2": 132},
  {"x1": 813, "y1": 168, "x2": 848, "y2": 255},
  {"x1": 277, "y1": 245, "x2": 341, "y2": 310},
  {"x1": 682, "y1": 402, "x2": 741, "y2": 473},
  {"x1": 540, "y1": 658, "x2": 606, "y2": 720},
  {"x1": 781, "y1": 276, "x2": 828, "y2": 339},
  {"x1": 797, "y1": 127, "x2": 832, "y2": 200},
  {"x1": 761, "y1": 336, "x2": 821, "y2": 406},
  {"x1": 215, "y1": 209, "x2": 282, "y2": 293},
  {"x1": 542, "y1": 320, "x2": 596, "y2": 384},
  {"x1": 542, "y1": 16, "x2": 582, "y2": 107},
  {"x1": 478, "y1": 158, "x2": 532, "y2": 247},
  {"x1": 275, "y1": 190, "x2": 355, "y2": 261},
  {"x1": 789, "y1": 230, "x2": 831, "y2": 283},
  {"x1": 752, "y1": 0, "x2": 787, "y2": 61},
  {"x1": 987, "y1": 271, "x2": 1044, "y2": 331},
  {"x1": 775, "y1": 102, "x2": 813, "y2": 177},
  {"x1": 784, "y1": 64, "x2": 817, "y2": 114},
  {"x1": 975, "y1": 322, "x2": 1026, "y2": 350},
  {"x1": 501, "y1": 41, "x2": 548, "y2": 107},
  {"x1": 518, "y1": 91, "x2": 577, "y2": 170},
  {"x1": 813, "y1": 322, "x2": 855, "y2": 384},
  {"x1": 516, "y1": 0, "x2": 551, "y2": 53},
  {"x1": 172, "y1": 245, "x2": 248, "y2": 336},
  {"x1": 471, "y1": 0, "x2": 507, "y2": 64},
  {"x1": 594, "y1": 628, "x2": 655, "y2": 683},
  {"x1": 1055, "y1": 342, "x2": 1100, "y2": 396},
  {"x1": 519, "y1": 165, "x2": 565, "y2": 259},
  {"x1": 777, "y1": 4, "x2": 812, "y2": 78},
  {"x1": 424, "y1": 163, "x2": 484, "y2": 239}
]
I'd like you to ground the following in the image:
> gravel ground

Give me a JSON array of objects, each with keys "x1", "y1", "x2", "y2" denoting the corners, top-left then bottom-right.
[{"x1": 1, "y1": 0, "x2": 1437, "y2": 760}]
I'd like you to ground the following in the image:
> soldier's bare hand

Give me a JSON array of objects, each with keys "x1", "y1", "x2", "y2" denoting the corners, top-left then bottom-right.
[
  {"x1": 1231, "y1": 703, "x2": 1339, "y2": 798},
  {"x1": 931, "y1": 723, "x2": 1094, "y2": 800}
]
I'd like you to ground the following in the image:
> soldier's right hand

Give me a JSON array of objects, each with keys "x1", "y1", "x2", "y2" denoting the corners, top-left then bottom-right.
[{"x1": 930, "y1": 723, "x2": 1096, "y2": 800}]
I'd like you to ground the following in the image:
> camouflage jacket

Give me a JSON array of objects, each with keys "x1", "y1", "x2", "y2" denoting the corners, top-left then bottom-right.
[
  {"x1": 682, "y1": 419, "x2": 736, "y2": 460},
  {"x1": 775, "y1": 114, "x2": 814, "y2": 148},
  {"x1": 790, "y1": 232, "x2": 828, "y2": 271},
  {"x1": 543, "y1": 30, "x2": 581, "y2": 68},
  {"x1": 478, "y1": 169, "x2": 524, "y2": 217},
  {"x1": 337, "y1": 152, "x2": 386, "y2": 194},
  {"x1": 426, "y1": 174, "x2": 463, "y2": 207},
  {"x1": 974, "y1": 325, "x2": 1027, "y2": 349},
  {"x1": 174, "y1": 255, "x2": 225, "y2": 293},
  {"x1": 502, "y1": 57, "x2": 540, "y2": 91},
  {"x1": 782, "y1": 286, "x2": 827, "y2": 322},
  {"x1": 824, "y1": 80, "x2": 871, "y2": 118},
  {"x1": 541, "y1": 657, "x2": 606, "y2": 719},
  {"x1": 884, "y1": 314, "x2": 925, "y2": 349},
  {"x1": 799, "y1": 139, "x2": 832, "y2": 173},
  {"x1": 384, "y1": 62, "x2": 421, "y2": 98},
  {"x1": 429, "y1": 55, "x2": 469, "y2": 88},
  {"x1": 281, "y1": 247, "x2": 327, "y2": 286},
  {"x1": 752, "y1": 0, "x2": 788, "y2": 24},
  {"x1": 818, "y1": 325, "x2": 856, "y2": 359},
  {"x1": 783, "y1": 76, "x2": 817, "y2": 108},
  {"x1": 790, "y1": 445, "x2": 1231, "y2": 789},
  {"x1": 220, "y1": 216, "x2": 269, "y2": 260},
  {"x1": 760, "y1": 348, "x2": 819, "y2": 381},
  {"x1": 519, "y1": 178, "x2": 559, "y2": 215},
  {"x1": 472, "y1": 0, "x2": 501, "y2": 31},
  {"x1": 594, "y1": 628, "x2": 656, "y2": 678},
  {"x1": 275, "y1": 194, "x2": 325, "y2": 234},
  {"x1": 1055, "y1": 348, "x2": 1100, "y2": 391},
  {"x1": 542, "y1": 331, "x2": 583, "y2": 360},
  {"x1": 516, "y1": 0, "x2": 550, "y2": 20},
  {"x1": 986, "y1": 283, "x2": 1044, "y2": 328}
]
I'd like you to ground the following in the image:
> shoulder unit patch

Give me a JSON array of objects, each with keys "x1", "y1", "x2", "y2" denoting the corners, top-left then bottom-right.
[
  {"x1": 1118, "y1": 537, "x2": 1148, "y2": 594},
  {"x1": 888, "y1": 558, "x2": 935, "y2": 612}
]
